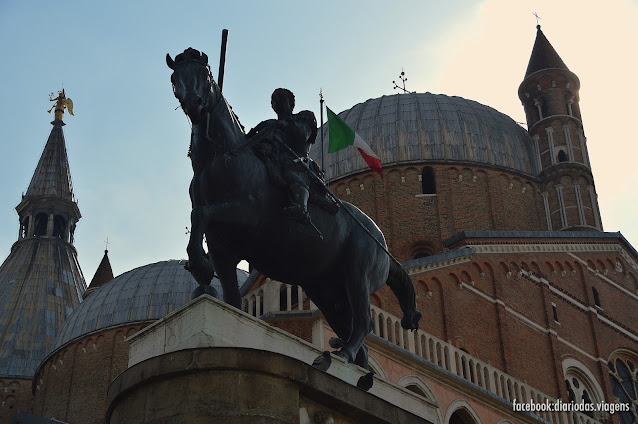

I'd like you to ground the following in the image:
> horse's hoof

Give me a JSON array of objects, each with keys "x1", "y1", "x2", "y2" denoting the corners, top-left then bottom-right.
[
  {"x1": 328, "y1": 337, "x2": 345, "y2": 349},
  {"x1": 401, "y1": 311, "x2": 422, "y2": 330},
  {"x1": 312, "y1": 351, "x2": 332, "y2": 372},
  {"x1": 333, "y1": 349, "x2": 355, "y2": 363},
  {"x1": 191, "y1": 284, "x2": 218, "y2": 300},
  {"x1": 357, "y1": 370, "x2": 375, "y2": 391}
]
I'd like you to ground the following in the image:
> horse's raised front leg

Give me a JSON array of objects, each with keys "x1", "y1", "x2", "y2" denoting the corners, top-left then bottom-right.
[{"x1": 186, "y1": 206, "x2": 216, "y2": 287}]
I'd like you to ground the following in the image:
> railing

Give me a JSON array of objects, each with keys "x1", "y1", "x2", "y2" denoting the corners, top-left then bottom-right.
[
  {"x1": 241, "y1": 278, "x2": 317, "y2": 316},
  {"x1": 369, "y1": 305, "x2": 602, "y2": 424},
  {"x1": 242, "y1": 282, "x2": 602, "y2": 424}
]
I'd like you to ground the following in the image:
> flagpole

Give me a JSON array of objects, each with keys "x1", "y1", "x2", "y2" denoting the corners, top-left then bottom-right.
[{"x1": 320, "y1": 89, "x2": 325, "y2": 172}]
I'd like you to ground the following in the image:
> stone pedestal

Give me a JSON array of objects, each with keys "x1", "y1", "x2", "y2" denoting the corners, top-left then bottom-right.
[{"x1": 106, "y1": 295, "x2": 437, "y2": 424}]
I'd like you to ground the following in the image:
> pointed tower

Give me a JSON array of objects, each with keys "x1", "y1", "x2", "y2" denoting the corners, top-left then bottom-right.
[
  {"x1": 83, "y1": 249, "x2": 114, "y2": 299},
  {"x1": 0, "y1": 90, "x2": 86, "y2": 420},
  {"x1": 518, "y1": 25, "x2": 602, "y2": 231}
]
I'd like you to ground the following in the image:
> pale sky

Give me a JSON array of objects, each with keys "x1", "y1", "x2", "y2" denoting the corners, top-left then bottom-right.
[{"x1": 0, "y1": 0, "x2": 636, "y2": 282}]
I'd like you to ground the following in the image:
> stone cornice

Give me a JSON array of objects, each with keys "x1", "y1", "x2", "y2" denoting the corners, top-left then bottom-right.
[
  {"x1": 403, "y1": 248, "x2": 475, "y2": 275},
  {"x1": 529, "y1": 114, "x2": 583, "y2": 134},
  {"x1": 466, "y1": 242, "x2": 638, "y2": 274}
]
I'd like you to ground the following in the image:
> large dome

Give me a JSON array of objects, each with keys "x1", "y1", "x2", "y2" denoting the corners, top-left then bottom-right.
[
  {"x1": 310, "y1": 93, "x2": 536, "y2": 181},
  {"x1": 52, "y1": 260, "x2": 248, "y2": 351}
]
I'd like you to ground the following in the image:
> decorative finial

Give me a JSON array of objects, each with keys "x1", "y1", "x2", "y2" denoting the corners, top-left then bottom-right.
[
  {"x1": 392, "y1": 68, "x2": 411, "y2": 94},
  {"x1": 104, "y1": 237, "x2": 110, "y2": 253},
  {"x1": 533, "y1": 12, "x2": 541, "y2": 29},
  {"x1": 48, "y1": 88, "x2": 74, "y2": 121}
]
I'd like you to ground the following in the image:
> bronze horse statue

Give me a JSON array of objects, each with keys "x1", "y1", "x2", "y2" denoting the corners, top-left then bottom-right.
[{"x1": 167, "y1": 47, "x2": 421, "y2": 371}]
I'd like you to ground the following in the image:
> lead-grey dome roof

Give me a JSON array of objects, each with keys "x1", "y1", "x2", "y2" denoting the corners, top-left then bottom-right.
[
  {"x1": 310, "y1": 93, "x2": 536, "y2": 181},
  {"x1": 52, "y1": 260, "x2": 248, "y2": 351}
]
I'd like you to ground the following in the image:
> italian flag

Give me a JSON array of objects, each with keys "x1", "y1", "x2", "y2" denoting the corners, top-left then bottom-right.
[{"x1": 326, "y1": 106, "x2": 383, "y2": 177}]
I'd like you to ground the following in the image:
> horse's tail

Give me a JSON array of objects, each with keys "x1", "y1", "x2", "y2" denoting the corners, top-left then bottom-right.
[{"x1": 385, "y1": 259, "x2": 422, "y2": 330}]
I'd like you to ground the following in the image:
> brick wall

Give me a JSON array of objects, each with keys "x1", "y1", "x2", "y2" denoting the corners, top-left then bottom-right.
[
  {"x1": 32, "y1": 323, "x2": 150, "y2": 423},
  {"x1": 329, "y1": 164, "x2": 544, "y2": 261},
  {"x1": 0, "y1": 377, "x2": 31, "y2": 423},
  {"x1": 408, "y1": 245, "x2": 638, "y2": 411}
]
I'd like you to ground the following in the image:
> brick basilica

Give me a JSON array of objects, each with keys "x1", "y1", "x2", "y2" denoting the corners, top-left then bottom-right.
[{"x1": 1, "y1": 25, "x2": 637, "y2": 424}]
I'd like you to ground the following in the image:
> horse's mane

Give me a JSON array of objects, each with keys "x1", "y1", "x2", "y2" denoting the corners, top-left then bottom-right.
[{"x1": 175, "y1": 47, "x2": 246, "y2": 134}]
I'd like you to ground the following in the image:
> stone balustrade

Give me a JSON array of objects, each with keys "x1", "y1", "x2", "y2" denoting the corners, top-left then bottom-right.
[
  {"x1": 241, "y1": 281, "x2": 602, "y2": 424},
  {"x1": 242, "y1": 279, "x2": 317, "y2": 317}
]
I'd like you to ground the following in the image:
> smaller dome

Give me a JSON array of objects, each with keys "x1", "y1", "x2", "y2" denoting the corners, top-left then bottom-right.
[{"x1": 53, "y1": 260, "x2": 248, "y2": 350}]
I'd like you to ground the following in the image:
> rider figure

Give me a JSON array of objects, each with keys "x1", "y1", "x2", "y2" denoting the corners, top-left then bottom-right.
[{"x1": 249, "y1": 88, "x2": 318, "y2": 224}]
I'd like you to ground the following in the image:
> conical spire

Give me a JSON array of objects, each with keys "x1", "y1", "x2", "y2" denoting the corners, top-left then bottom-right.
[
  {"x1": 524, "y1": 25, "x2": 570, "y2": 78},
  {"x1": 26, "y1": 89, "x2": 76, "y2": 201},
  {"x1": 84, "y1": 250, "x2": 115, "y2": 299},
  {"x1": 25, "y1": 121, "x2": 75, "y2": 201}
]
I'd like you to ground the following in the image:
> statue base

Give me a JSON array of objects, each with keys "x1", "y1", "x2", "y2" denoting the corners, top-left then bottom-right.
[{"x1": 106, "y1": 295, "x2": 437, "y2": 424}]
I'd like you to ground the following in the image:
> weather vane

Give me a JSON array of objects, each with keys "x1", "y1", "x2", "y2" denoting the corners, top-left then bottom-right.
[
  {"x1": 104, "y1": 237, "x2": 110, "y2": 252},
  {"x1": 533, "y1": 12, "x2": 541, "y2": 27},
  {"x1": 47, "y1": 88, "x2": 74, "y2": 121},
  {"x1": 392, "y1": 69, "x2": 411, "y2": 94}
]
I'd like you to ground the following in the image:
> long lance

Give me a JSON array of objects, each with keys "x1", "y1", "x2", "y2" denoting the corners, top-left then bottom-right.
[
  {"x1": 320, "y1": 90, "x2": 325, "y2": 172},
  {"x1": 275, "y1": 139, "x2": 402, "y2": 268},
  {"x1": 218, "y1": 29, "x2": 229, "y2": 92}
]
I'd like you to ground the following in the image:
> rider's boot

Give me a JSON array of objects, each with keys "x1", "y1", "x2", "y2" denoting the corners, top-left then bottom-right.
[{"x1": 283, "y1": 183, "x2": 311, "y2": 225}]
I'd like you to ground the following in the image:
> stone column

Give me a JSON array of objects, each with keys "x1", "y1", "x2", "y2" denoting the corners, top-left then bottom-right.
[{"x1": 546, "y1": 127, "x2": 555, "y2": 165}]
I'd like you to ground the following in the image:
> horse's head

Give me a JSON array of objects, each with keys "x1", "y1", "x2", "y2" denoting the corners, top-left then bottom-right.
[{"x1": 167, "y1": 48, "x2": 219, "y2": 125}]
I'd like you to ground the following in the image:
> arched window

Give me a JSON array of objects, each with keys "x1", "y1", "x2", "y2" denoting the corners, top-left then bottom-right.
[
  {"x1": 410, "y1": 242, "x2": 435, "y2": 260},
  {"x1": 592, "y1": 287, "x2": 601, "y2": 308},
  {"x1": 449, "y1": 409, "x2": 477, "y2": 424},
  {"x1": 422, "y1": 166, "x2": 436, "y2": 195},
  {"x1": 563, "y1": 359, "x2": 605, "y2": 421},
  {"x1": 413, "y1": 251, "x2": 431, "y2": 259},
  {"x1": 20, "y1": 217, "x2": 29, "y2": 238},
  {"x1": 565, "y1": 378, "x2": 594, "y2": 418},
  {"x1": 406, "y1": 384, "x2": 427, "y2": 397},
  {"x1": 558, "y1": 150, "x2": 568, "y2": 163},
  {"x1": 251, "y1": 296, "x2": 257, "y2": 316},
  {"x1": 279, "y1": 285, "x2": 288, "y2": 311},
  {"x1": 53, "y1": 215, "x2": 67, "y2": 239},
  {"x1": 34, "y1": 213, "x2": 48, "y2": 236},
  {"x1": 279, "y1": 284, "x2": 299, "y2": 311},
  {"x1": 608, "y1": 351, "x2": 638, "y2": 424}
]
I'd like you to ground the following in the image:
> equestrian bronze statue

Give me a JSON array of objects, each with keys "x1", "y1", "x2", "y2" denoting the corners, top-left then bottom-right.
[{"x1": 167, "y1": 48, "x2": 422, "y2": 375}]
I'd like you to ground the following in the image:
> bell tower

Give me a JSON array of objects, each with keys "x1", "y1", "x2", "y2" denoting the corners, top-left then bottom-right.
[
  {"x1": 518, "y1": 25, "x2": 602, "y2": 231},
  {"x1": 0, "y1": 90, "x2": 86, "y2": 422}
]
